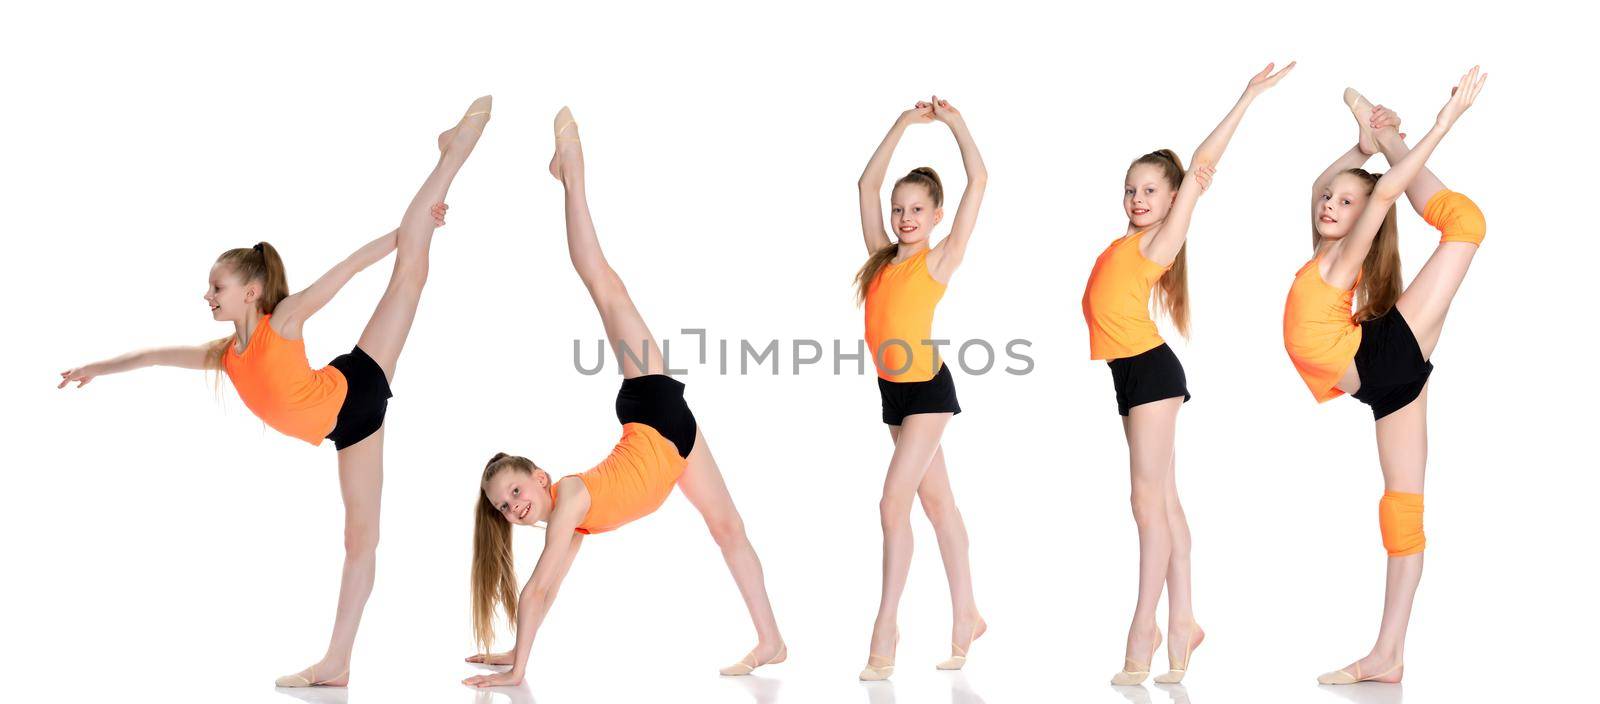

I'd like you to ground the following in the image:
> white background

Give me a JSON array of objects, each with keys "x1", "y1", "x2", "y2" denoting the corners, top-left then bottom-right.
[{"x1": 4, "y1": 2, "x2": 1594, "y2": 702}]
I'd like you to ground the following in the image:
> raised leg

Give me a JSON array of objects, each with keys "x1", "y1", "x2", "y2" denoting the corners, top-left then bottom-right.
[
  {"x1": 674, "y1": 427, "x2": 786, "y2": 672},
  {"x1": 868, "y1": 413, "x2": 953, "y2": 667},
  {"x1": 549, "y1": 109, "x2": 663, "y2": 378},
  {"x1": 357, "y1": 97, "x2": 492, "y2": 381},
  {"x1": 1375, "y1": 127, "x2": 1479, "y2": 359},
  {"x1": 277, "y1": 425, "x2": 385, "y2": 687}
]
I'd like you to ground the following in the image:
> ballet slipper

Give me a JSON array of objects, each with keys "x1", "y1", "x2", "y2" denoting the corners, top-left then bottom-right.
[
  {"x1": 936, "y1": 617, "x2": 987, "y2": 670},
  {"x1": 1318, "y1": 659, "x2": 1403, "y2": 685},
  {"x1": 1344, "y1": 87, "x2": 1379, "y2": 156},
  {"x1": 275, "y1": 665, "x2": 349, "y2": 688},
  {"x1": 550, "y1": 106, "x2": 581, "y2": 179},
  {"x1": 1153, "y1": 623, "x2": 1204, "y2": 684},
  {"x1": 719, "y1": 643, "x2": 787, "y2": 676},
  {"x1": 437, "y1": 95, "x2": 493, "y2": 154},
  {"x1": 1111, "y1": 629, "x2": 1162, "y2": 686},
  {"x1": 859, "y1": 630, "x2": 899, "y2": 681}
]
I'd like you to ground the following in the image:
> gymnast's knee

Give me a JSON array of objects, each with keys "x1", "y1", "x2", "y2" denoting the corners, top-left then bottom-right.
[
  {"x1": 1378, "y1": 491, "x2": 1426, "y2": 557},
  {"x1": 1423, "y1": 190, "x2": 1485, "y2": 246}
]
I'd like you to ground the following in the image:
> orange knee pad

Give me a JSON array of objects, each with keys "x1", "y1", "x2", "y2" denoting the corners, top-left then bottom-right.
[
  {"x1": 1422, "y1": 189, "x2": 1485, "y2": 245},
  {"x1": 1378, "y1": 491, "x2": 1425, "y2": 557}
]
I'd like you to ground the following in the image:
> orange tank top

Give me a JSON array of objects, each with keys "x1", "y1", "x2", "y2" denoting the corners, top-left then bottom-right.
[
  {"x1": 222, "y1": 314, "x2": 349, "y2": 445},
  {"x1": 553, "y1": 422, "x2": 687, "y2": 535},
  {"x1": 1082, "y1": 231, "x2": 1170, "y2": 360},
  {"x1": 1283, "y1": 257, "x2": 1362, "y2": 402},
  {"x1": 864, "y1": 248, "x2": 948, "y2": 382}
]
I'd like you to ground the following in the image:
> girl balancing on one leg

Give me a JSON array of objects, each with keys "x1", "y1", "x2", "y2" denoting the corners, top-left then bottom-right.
[
  {"x1": 1082, "y1": 62, "x2": 1293, "y2": 686},
  {"x1": 853, "y1": 96, "x2": 987, "y2": 681},
  {"x1": 57, "y1": 96, "x2": 494, "y2": 687},
  {"x1": 1285, "y1": 67, "x2": 1487, "y2": 686},
  {"x1": 463, "y1": 107, "x2": 785, "y2": 688}
]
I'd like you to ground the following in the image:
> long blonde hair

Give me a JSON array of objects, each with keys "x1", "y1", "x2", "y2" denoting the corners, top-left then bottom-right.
[
  {"x1": 855, "y1": 167, "x2": 944, "y2": 305},
  {"x1": 1129, "y1": 149, "x2": 1191, "y2": 337},
  {"x1": 1314, "y1": 168, "x2": 1401, "y2": 322},
  {"x1": 203, "y1": 241, "x2": 290, "y2": 370},
  {"x1": 471, "y1": 452, "x2": 536, "y2": 656}
]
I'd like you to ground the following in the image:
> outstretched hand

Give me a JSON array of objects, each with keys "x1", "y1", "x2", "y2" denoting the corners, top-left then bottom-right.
[
  {"x1": 930, "y1": 95, "x2": 962, "y2": 124},
  {"x1": 430, "y1": 202, "x2": 449, "y2": 227},
  {"x1": 1436, "y1": 65, "x2": 1487, "y2": 128},
  {"x1": 58, "y1": 366, "x2": 96, "y2": 389},
  {"x1": 463, "y1": 669, "x2": 524, "y2": 688},
  {"x1": 1244, "y1": 61, "x2": 1296, "y2": 97},
  {"x1": 465, "y1": 652, "x2": 515, "y2": 665}
]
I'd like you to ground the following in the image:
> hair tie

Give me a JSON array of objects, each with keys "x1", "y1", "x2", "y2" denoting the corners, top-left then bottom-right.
[{"x1": 253, "y1": 243, "x2": 264, "y2": 254}]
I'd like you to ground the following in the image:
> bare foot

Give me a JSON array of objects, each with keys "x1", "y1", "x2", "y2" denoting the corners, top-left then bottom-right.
[
  {"x1": 1344, "y1": 87, "x2": 1379, "y2": 156},
  {"x1": 465, "y1": 651, "x2": 515, "y2": 666},
  {"x1": 274, "y1": 659, "x2": 349, "y2": 688},
  {"x1": 549, "y1": 106, "x2": 581, "y2": 181},
  {"x1": 437, "y1": 95, "x2": 493, "y2": 156}
]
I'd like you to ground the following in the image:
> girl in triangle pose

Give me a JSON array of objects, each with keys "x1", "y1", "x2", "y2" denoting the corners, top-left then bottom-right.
[
  {"x1": 464, "y1": 108, "x2": 785, "y2": 687},
  {"x1": 58, "y1": 96, "x2": 494, "y2": 687}
]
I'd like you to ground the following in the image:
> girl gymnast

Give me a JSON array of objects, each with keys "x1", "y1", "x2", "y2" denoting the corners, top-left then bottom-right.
[
  {"x1": 1284, "y1": 67, "x2": 1487, "y2": 685},
  {"x1": 1081, "y1": 62, "x2": 1292, "y2": 685},
  {"x1": 853, "y1": 96, "x2": 987, "y2": 680},
  {"x1": 59, "y1": 96, "x2": 494, "y2": 687},
  {"x1": 464, "y1": 107, "x2": 785, "y2": 687}
]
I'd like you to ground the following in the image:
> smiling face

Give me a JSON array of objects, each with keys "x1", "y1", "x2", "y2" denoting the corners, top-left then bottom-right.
[
  {"x1": 482, "y1": 466, "x2": 552, "y2": 526},
  {"x1": 1314, "y1": 172, "x2": 1375, "y2": 241},
  {"x1": 1124, "y1": 163, "x2": 1177, "y2": 229},
  {"x1": 889, "y1": 182, "x2": 943, "y2": 246},
  {"x1": 204, "y1": 263, "x2": 259, "y2": 323}
]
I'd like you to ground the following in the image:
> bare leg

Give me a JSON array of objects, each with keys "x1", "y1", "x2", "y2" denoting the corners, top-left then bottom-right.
[
  {"x1": 891, "y1": 427, "x2": 985, "y2": 661},
  {"x1": 549, "y1": 109, "x2": 663, "y2": 378},
  {"x1": 358, "y1": 97, "x2": 492, "y2": 381},
  {"x1": 1161, "y1": 452, "x2": 1204, "y2": 670},
  {"x1": 868, "y1": 413, "x2": 953, "y2": 664},
  {"x1": 1375, "y1": 126, "x2": 1479, "y2": 359},
  {"x1": 1118, "y1": 397, "x2": 1181, "y2": 676},
  {"x1": 277, "y1": 426, "x2": 385, "y2": 687},
  {"x1": 1329, "y1": 387, "x2": 1428, "y2": 683},
  {"x1": 674, "y1": 427, "x2": 785, "y2": 672}
]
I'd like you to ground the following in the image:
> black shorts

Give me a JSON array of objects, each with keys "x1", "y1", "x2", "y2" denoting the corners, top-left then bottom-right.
[
  {"x1": 1352, "y1": 309, "x2": 1433, "y2": 420},
  {"x1": 325, "y1": 345, "x2": 393, "y2": 450},
  {"x1": 1107, "y1": 343, "x2": 1191, "y2": 416},
  {"x1": 878, "y1": 363, "x2": 962, "y2": 426},
  {"x1": 616, "y1": 374, "x2": 698, "y2": 459}
]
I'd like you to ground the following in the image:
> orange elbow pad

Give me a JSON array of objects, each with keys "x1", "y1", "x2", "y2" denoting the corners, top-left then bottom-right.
[
  {"x1": 1378, "y1": 491, "x2": 1426, "y2": 557},
  {"x1": 1422, "y1": 190, "x2": 1485, "y2": 245}
]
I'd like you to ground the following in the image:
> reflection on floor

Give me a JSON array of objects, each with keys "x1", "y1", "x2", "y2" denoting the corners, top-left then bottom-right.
[
  {"x1": 859, "y1": 671, "x2": 988, "y2": 704},
  {"x1": 1319, "y1": 682, "x2": 1403, "y2": 704}
]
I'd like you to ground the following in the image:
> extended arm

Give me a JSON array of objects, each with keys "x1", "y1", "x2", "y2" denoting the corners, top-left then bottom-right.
[
  {"x1": 926, "y1": 97, "x2": 988, "y2": 282},
  {"x1": 59, "y1": 343, "x2": 210, "y2": 388},
  {"x1": 464, "y1": 486, "x2": 587, "y2": 687},
  {"x1": 1146, "y1": 62, "x2": 1294, "y2": 265},
  {"x1": 271, "y1": 204, "x2": 446, "y2": 335},
  {"x1": 1327, "y1": 67, "x2": 1486, "y2": 284},
  {"x1": 859, "y1": 104, "x2": 933, "y2": 254}
]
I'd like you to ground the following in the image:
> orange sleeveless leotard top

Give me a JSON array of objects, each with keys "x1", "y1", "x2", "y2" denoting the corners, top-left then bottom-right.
[
  {"x1": 864, "y1": 248, "x2": 948, "y2": 382},
  {"x1": 1282, "y1": 256, "x2": 1362, "y2": 402},
  {"x1": 553, "y1": 422, "x2": 687, "y2": 535},
  {"x1": 221, "y1": 314, "x2": 349, "y2": 445},
  {"x1": 1082, "y1": 231, "x2": 1170, "y2": 360}
]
